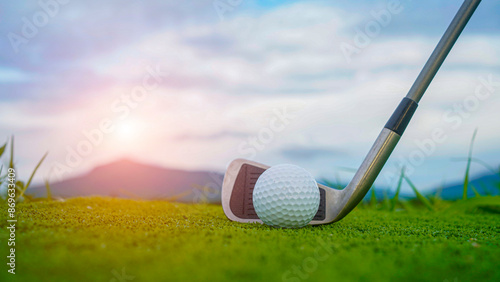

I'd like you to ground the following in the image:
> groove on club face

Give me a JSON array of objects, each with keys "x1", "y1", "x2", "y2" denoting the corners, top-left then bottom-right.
[{"x1": 229, "y1": 164, "x2": 326, "y2": 221}]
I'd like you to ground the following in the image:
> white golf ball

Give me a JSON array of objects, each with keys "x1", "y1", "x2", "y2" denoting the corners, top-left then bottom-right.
[{"x1": 253, "y1": 164, "x2": 320, "y2": 228}]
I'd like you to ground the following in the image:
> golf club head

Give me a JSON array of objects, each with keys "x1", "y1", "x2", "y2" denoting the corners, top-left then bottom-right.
[
  {"x1": 222, "y1": 128, "x2": 400, "y2": 226},
  {"x1": 221, "y1": 159, "x2": 342, "y2": 225}
]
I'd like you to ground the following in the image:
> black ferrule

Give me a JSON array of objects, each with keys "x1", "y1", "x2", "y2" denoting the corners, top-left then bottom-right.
[{"x1": 384, "y1": 98, "x2": 418, "y2": 136}]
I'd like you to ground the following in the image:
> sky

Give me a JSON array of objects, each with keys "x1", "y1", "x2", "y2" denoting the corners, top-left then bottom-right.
[{"x1": 0, "y1": 0, "x2": 499, "y2": 193}]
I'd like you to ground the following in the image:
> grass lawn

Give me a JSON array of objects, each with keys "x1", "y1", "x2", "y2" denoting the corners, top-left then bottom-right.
[{"x1": 1, "y1": 197, "x2": 499, "y2": 281}]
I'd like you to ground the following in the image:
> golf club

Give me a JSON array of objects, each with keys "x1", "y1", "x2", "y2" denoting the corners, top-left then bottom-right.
[{"x1": 222, "y1": 0, "x2": 482, "y2": 225}]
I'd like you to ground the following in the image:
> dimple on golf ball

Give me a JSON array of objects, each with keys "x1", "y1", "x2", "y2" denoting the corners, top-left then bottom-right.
[{"x1": 253, "y1": 164, "x2": 320, "y2": 228}]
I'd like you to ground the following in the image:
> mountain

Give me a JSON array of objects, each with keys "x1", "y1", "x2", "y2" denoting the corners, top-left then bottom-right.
[
  {"x1": 360, "y1": 172, "x2": 500, "y2": 201},
  {"x1": 316, "y1": 180, "x2": 412, "y2": 201},
  {"x1": 321, "y1": 171, "x2": 500, "y2": 201},
  {"x1": 29, "y1": 159, "x2": 224, "y2": 203},
  {"x1": 29, "y1": 158, "x2": 500, "y2": 203},
  {"x1": 432, "y1": 172, "x2": 500, "y2": 200}
]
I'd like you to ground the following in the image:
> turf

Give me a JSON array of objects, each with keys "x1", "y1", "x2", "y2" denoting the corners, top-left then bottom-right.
[{"x1": 1, "y1": 197, "x2": 499, "y2": 282}]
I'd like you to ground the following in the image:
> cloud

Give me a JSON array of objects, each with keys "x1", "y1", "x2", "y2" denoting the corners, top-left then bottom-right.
[
  {"x1": 281, "y1": 146, "x2": 347, "y2": 161},
  {"x1": 0, "y1": 67, "x2": 32, "y2": 84},
  {"x1": 174, "y1": 130, "x2": 249, "y2": 141},
  {"x1": 0, "y1": 0, "x2": 499, "y2": 192}
]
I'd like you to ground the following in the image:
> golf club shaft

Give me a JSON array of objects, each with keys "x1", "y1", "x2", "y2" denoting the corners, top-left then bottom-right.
[
  {"x1": 407, "y1": 0, "x2": 482, "y2": 103},
  {"x1": 334, "y1": 0, "x2": 481, "y2": 221}
]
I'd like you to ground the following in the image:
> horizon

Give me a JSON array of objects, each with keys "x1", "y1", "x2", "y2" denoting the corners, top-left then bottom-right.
[
  {"x1": 26, "y1": 156, "x2": 500, "y2": 194},
  {"x1": 1, "y1": 0, "x2": 499, "y2": 193}
]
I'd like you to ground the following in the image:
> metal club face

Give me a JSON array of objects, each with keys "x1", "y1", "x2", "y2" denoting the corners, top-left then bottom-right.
[
  {"x1": 222, "y1": 128, "x2": 400, "y2": 225},
  {"x1": 221, "y1": 0, "x2": 481, "y2": 226},
  {"x1": 221, "y1": 159, "x2": 341, "y2": 225}
]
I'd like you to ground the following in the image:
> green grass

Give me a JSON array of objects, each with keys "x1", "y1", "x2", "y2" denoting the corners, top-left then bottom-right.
[
  {"x1": 463, "y1": 129, "x2": 478, "y2": 200},
  {"x1": 1, "y1": 197, "x2": 499, "y2": 282},
  {"x1": 0, "y1": 136, "x2": 48, "y2": 201}
]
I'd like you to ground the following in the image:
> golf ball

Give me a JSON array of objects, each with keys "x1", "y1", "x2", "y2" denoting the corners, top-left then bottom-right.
[{"x1": 253, "y1": 164, "x2": 320, "y2": 228}]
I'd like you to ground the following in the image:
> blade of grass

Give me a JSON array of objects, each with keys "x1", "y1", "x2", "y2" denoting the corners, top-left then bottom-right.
[
  {"x1": 399, "y1": 199, "x2": 414, "y2": 212},
  {"x1": 23, "y1": 194, "x2": 34, "y2": 201},
  {"x1": 19, "y1": 152, "x2": 48, "y2": 198},
  {"x1": 9, "y1": 136, "x2": 14, "y2": 170},
  {"x1": 370, "y1": 188, "x2": 377, "y2": 207},
  {"x1": 0, "y1": 141, "x2": 7, "y2": 159},
  {"x1": 463, "y1": 129, "x2": 478, "y2": 200},
  {"x1": 382, "y1": 190, "x2": 390, "y2": 210},
  {"x1": 471, "y1": 185, "x2": 481, "y2": 197},
  {"x1": 478, "y1": 183, "x2": 491, "y2": 196},
  {"x1": 430, "y1": 181, "x2": 444, "y2": 206},
  {"x1": 15, "y1": 181, "x2": 25, "y2": 197},
  {"x1": 404, "y1": 175, "x2": 434, "y2": 211},
  {"x1": 390, "y1": 167, "x2": 405, "y2": 212},
  {"x1": 44, "y1": 179, "x2": 52, "y2": 200},
  {"x1": 496, "y1": 165, "x2": 500, "y2": 192},
  {"x1": 451, "y1": 157, "x2": 497, "y2": 174},
  {"x1": 0, "y1": 166, "x2": 3, "y2": 187},
  {"x1": 434, "y1": 181, "x2": 443, "y2": 200}
]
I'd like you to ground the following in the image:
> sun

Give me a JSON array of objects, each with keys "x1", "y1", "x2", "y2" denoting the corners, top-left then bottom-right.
[
  {"x1": 115, "y1": 121, "x2": 139, "y2": 141},
  {"x1": 105, "y1": 119, "x2": 149, "y2": 154}
]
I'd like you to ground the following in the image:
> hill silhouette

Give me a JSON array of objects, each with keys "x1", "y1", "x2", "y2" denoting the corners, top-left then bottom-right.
[
  {"x1": 29, "y1": 159, "x2": 500, "y2": 203},
  {"x1": 435, "y1": 172, "x2": 500, "y2": 199},
  {"x1": 30, "y1": 159, "x2": 223, "y2": 203}
]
